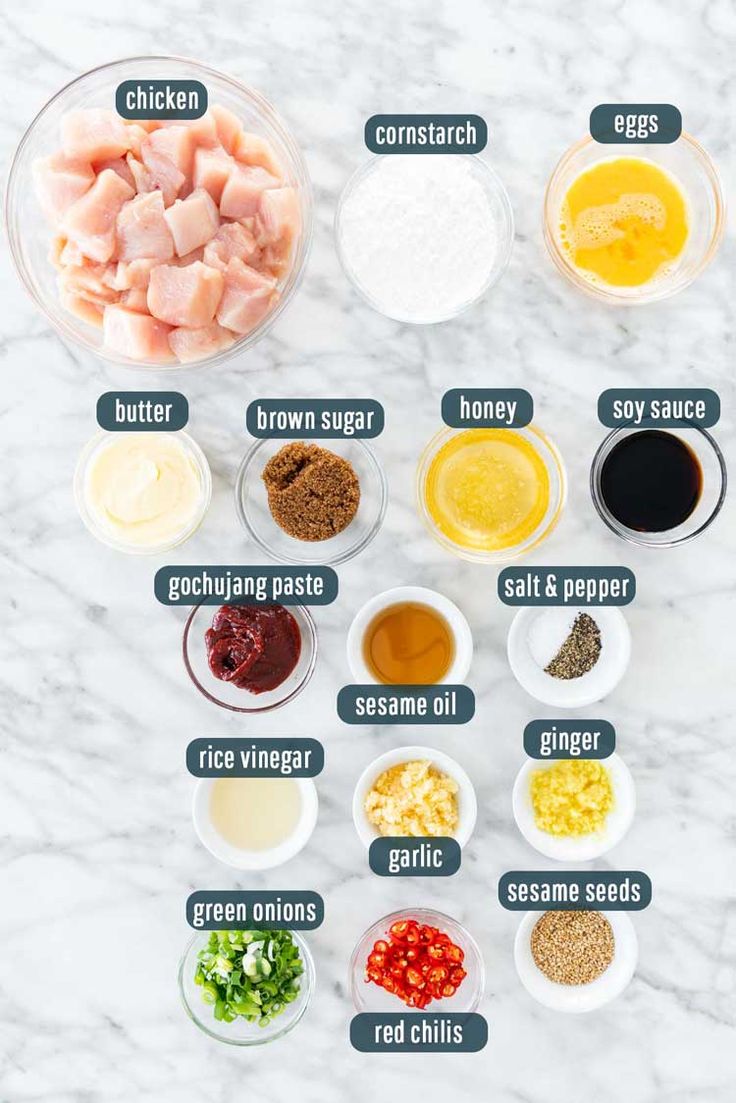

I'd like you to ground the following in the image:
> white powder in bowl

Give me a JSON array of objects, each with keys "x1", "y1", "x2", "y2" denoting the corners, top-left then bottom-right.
[{"x1": 337, "y1": 155, "x2": 509, "y2": 323}]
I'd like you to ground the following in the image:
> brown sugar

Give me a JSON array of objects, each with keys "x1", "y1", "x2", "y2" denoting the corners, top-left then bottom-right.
[{"x1": 262, "y1": 442, "x2": 361, "y2": 541}]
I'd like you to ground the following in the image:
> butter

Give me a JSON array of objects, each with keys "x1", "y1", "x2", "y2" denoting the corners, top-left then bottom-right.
[{"x1": 83, "y1": 432, "x2": 206, "y2": 549}]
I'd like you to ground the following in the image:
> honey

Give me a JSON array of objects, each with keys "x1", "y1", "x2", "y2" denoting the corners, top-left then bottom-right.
[
  {"x1": 362, "y1": 602, "x2": 454, "y2": 684},
  {"x1": 560, "y1": 156, "x2": 689, "y2": 287},
  {"x1": 423, "y1": 428, "x2": 551, "y2": 552}
]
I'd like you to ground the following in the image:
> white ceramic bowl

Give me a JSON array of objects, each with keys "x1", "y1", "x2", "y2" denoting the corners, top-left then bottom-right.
[
  {"x1": 507, "y1": 606, "x2": 631, "y2": 708},
  {"x1": 512, "y1": 753, "x2": 636, "y2": 862},
  {"x1": 346, "y1": 585, "x2": 473, "y2": 684},
  {"x1": 514, "y1": 909, "x2": 638, "y2": 1013},
  {"x1": 351, "y1": 744, "x2": 477, "y2": 849},
  {"x1": 192, "y1": 777, "x2": 318, "y2": 870}
]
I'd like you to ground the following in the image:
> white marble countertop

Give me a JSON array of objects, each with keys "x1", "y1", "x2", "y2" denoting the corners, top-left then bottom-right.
[{"x1": 1, "y1": 2, "x2": 735, "y2": 1100}]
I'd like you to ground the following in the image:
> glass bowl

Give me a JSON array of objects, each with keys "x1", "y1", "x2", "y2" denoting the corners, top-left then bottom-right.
[
  {"x1": 416, "y1": 425, "x2": 567, "y2": 564},
  {"x1": 179, "y1": 930, "x2": 315, "y2": 1045},
  {"x1": 235, "y1": 437, "x2": 387, "y2": 565},
  {"x1": 5, "y1": 55, "x2": 312, "y2": 371},
  {"x1": 543, "y1": 134, "x2": 724, "y2": 304},
  {"x1": 590, "y1": 423, "x2": 726, "y2": 547},
  {"x1": 73, "y1": 429, "x2": 212, "y2": 554},
  {"x1": 349, "y1": 907, "x2": 484, "y2": 1013},
  {"x1": 335, "y1": 154, "x2": 514, "y2": 323},
  {"x1": 182, "y1": 600, "x2": 317, "y2": 712}
]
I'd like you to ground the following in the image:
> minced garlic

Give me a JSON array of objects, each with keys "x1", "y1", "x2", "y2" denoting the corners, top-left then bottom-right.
[
  {"x1": 364, "y1": 760, "x2": 459, "y2": 837},
  {"x1": 530, "y1": 759, "x2": 614, "y2": 837}
]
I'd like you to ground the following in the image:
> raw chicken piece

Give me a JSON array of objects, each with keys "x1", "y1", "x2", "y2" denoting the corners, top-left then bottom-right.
[
  {"x1": 113, "y1": 257, "x2": 159, "y2": 290},
  {"x1": 163, "y1": 189, "x2": 220, "y2": 257},
  {"x1": 103, "y1": 304, "x2": 174, "y2": 363},
  {"x1": 233, "y1": 131, "x2": 283, "y2": 179},
  {"x1": 145, "y1": 126, "x2": 195, "y2": 181},
  {"x1": 161, "y1": 112, "x2": 218, "y2": 148},
  {"x1": 94, "y1": 156, "x2": 136, "y2": 189},
  {"x1": 58, "y1": 263, "x2": 119, "y2": 306},
  {"x1": 192, "y1": 146, "x2": 233, "y2": 204},
  {"x1": 220, "y1": 165, "x2": 279, "y2": 219},
  {"x1": 256, "y1": 186, "x2": 300, "y2": 246},
  {"x1": 202, "y1": 221, "x2": 259, "y2": 270},
  {"x1": 116, "y1": 191, "x2": 174, "y2": 262},
  {"x1": 61, "y1": 109, "x2": 131, "y2": 162},
  {"x1": 147, "y1": 261, "x2": 224, "y2": 327},
  {"x1": 126, "y1": 154, "x2": 153, "y2": 194},
  {"x1": 33, "y1": 154, "x2": 95, "y2": 221},
  {"x1": 210, "y1": 104, "x2": 242, "y2": 153},
  {"x1": 216, "y1": 257, "x2": 278, "y2": 334},
  {"x1": 124, "y1": 124, "x2": 149, "y2": 158},
  {"x1": 62, "y1": 169, "x2": 134, "y2": 263},
  {"x1": 169, "y1": 322, "x2": 236, "y2": 363},
  {"x1": 60, "y1": 290, "x2": 104, "y2": 327},
  {"x1": 140, "y1": 142, "x2": 185, "y2": 206},
  {"x1": 121, "y1": 287, "x2": 149, "y2": 312}
]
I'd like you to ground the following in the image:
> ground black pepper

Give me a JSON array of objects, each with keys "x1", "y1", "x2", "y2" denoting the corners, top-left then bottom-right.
[{"x1": 545, "y1": 613, "x2": 602, "y2": 680}]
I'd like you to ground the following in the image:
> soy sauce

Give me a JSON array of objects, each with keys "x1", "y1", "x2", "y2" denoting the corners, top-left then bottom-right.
[{"x1": 600, "y1": 430, "x2": 702, "y2": 532}]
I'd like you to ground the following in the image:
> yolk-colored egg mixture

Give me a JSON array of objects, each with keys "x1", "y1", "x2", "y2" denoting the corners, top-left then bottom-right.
[
  {"x1": 424, "y1": 428, "x2": 551, "y2": 552},
  {"x1": 560, "y1": 156, "x2": 689, "y2": 287}
]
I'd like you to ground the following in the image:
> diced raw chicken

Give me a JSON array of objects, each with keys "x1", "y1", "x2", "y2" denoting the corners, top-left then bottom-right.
[
  {"x1": 133, "y1": 119, "x2": 164, "y2": 133},
  {"x1": 169, "y1": 322, "x2": 236, "y2": 363},
  {"x1": 163, "y1": 189, "x2": 220, "y2": 256},
  {"x1": 192, "y1": 146, "x2": 233, "y2": 204},
  {"x1": 256, "y1": 186, "x2": 300, "y2": 246},
  {"x1": 103, "y1": 304, "x2": 174, "y2": 363},
  {"x1": 171, "y1": 246, "x2": 205, "y2": 266},
  {"x1": 61, "y1": 169, "x2": 134, "y2": 263},
  {"x1": 33, "y1": 154, "x2": 95, "y2": 221},
  {"x1": 60, "y1": 239, "x2": 86, "y2": 267},
  {"x1": 216, "y1": 257, "x2": 278, "y2": 334},
  {"x1": 210, "y1": 104, "x2": 242, "y2": 153},
  {"x1": 60, "y1": 290, "x2": 104, "y2": 328},
  {"x1": 161, "y1": 112, "x2": 218, "y2": 148},
  {"x1": 233, "y1": 131, "x2": 283, "y2": 179},
  {"x1": 145, "y1": 126, "x2": 195, "y2": 180},
  {"x1": 220, "y1": 165, "x2": 279, "y2": 220},
  {"x1": 140, "y1": 141, "x2": 185, "y2": 206},
  {"x1": 202, "y1": 221, "x2": 259, "y2": 270},
  {"x1": 61, "y1": 109, "x2": 131, "y2": 162},
  {"x1": 121, "y1": 287, "x2": 149, "y2": 312},
  {"x1": 58, "y1": 263, "x2": 119, "y2": 306},
  {"x1": 126, "y1": 154, "x2": 153, "y2": 194},
  {"x1": 147, "y1": 261, "x2": 224, "y2": 327},
  {"x1": 124, "y1": 124, "x2": 149, "y2": 158},
  {"x1": 116, "y1": 191, "x2": 174, "y2": 262},
  {"x1": 94, "y1": 156, "x2": 136, "y2": 189},
  {"x1": 113, "y1": 257, "x2": 159, "y2": 290}
]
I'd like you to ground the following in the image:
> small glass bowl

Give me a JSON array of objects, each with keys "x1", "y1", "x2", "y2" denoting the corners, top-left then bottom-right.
[
  {"x1": 416, "y1": 425, "x2": 567, "y2": 564},
  {"x1": 182, "y1": 600, "x2": 317, "y2": 713},
  {"x1": 73, "y1": 429, "x2": 212, "y2": 554},
  {"x1": 5, "y1": 55, "x2": 312, "y2": 371},
  {"x1": 590, "y1": 423, "x2": 727, "y2": 547},
  {"x1": 350, "y1": 907, "x2": 484, "y2": 1013},
  {"x1": 335, "y1": 154, "x2": 514, "y2": 323},
  {"x1": 179, "y1": 930, "x2": 315, "y2": 1046},
  {"x1": 543, "y1": 134, "x2": 725, "y2": 304},
  {"x1": 235, "y1": 437, "x2": 387, "y2": 565}
]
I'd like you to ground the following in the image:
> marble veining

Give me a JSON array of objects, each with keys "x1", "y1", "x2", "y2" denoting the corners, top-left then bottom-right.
[{"x1": 1, "y1": 1, "x2": 735, "y2": 1100}]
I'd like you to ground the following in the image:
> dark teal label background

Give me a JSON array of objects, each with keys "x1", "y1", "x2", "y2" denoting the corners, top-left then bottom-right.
[
  {"x1": 442, "y1": 388, "x2": 533, "y2": 428},
  {"x1": 365, "y1": 114, "x2": 487, "y2": 153},
  {"x1": 186, "y1": 738, "x2": 324, "y2": 777},
  {"x1": 97, "y1": 391, "x2": 189, "y2": 431},
  {"x1": 598, "y1": 388, "x2": 720, "y2": 428},
  {"x1": 499, "y1": 566, "x2": 635, "y2": 605},
  {"x1": 116, "y1": 79, "x2": 207, "y2": 119},
  {"x1": 368, "y1": 837, "x2": 461, "y2": 876},
  {"x1": 337, "y1": 685, "x2": 475, "y2": 725},
  {"x1": 590, "y1": 104, "x2": 682, "y2": 143},
  {"x1": 187, "y1": 891, "x2": 324, "y2": 930},
  {"x1": 155, "y1": 565, "x2": 338, "y2": 605},
  {"x1": 247, "y1": 398, "x2": 384, "y2": 438},
  {"x1": 350, "y1": 1013, "x2": 488, "y2": 1052},
  {"x1": 524, "y1": 720, "x2": 616, "y2": 759},
  {"x1": 499, "y1": 871, "x2": 652, "y2": 910}
]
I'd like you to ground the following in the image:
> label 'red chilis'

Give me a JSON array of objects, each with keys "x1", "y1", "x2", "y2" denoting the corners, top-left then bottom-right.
[
  {"x1": 365, "y1": 114, "x2": 487, "y2": 154},
  {"x1": 350, "y1": 1012, "x2": 488, "y2": 1053},
  {"x1": 116, "y1": 79, "x2": 208, "y2": 120}
]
